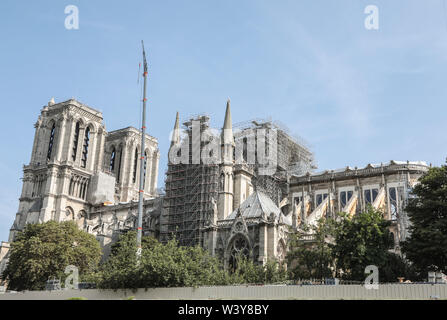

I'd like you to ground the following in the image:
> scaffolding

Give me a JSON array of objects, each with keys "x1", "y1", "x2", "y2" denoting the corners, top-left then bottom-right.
[
  {"x1": 235, "y1": 119, "x2": 315, "y2": 206},
  {"x1": 161, "y1": 116, "x2": 219, "y2": 247},
  {"x1": 161, "y1": 116, "x2": 315, "y2": 246}
]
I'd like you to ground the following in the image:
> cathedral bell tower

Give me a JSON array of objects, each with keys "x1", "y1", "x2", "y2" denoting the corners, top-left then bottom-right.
[{"x1": 218, "y1": 99, "x2": 234, "y2": 220}]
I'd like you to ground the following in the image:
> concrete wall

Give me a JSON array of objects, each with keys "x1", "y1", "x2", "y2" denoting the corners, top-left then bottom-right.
[{"x1": 1, "y1": 284, "x2": 446, "y2": 300}]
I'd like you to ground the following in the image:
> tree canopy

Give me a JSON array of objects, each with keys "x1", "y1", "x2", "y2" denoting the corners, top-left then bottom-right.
[
  {"x1": 96, "y1": 231, "x2": 286, "y2": 289},
  {"x1": 332, "y1": 207, "x2": 411, "y2": 282},
  {"x1": 287, "y1": 208, "x2": 412, "y2": 283},
  {"x1": 1, "y1": 221, "x2": 102, "y2": 291},
  {"x1": 402, "y1": 162, "x2": 447, "y2": 276},
  {"x1": 286, "y1": 218, "x2": 334, "y2": 280}
]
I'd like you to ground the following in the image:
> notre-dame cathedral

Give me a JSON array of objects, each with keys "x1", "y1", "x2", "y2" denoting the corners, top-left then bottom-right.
[{"x1": 0, "y1": 97, "x2": 429, "y2": 274}]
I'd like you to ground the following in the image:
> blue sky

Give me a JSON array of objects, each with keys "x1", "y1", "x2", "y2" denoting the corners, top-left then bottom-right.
[{"x1": 0, "y1": 0, "x2": 446, "y2": 241}]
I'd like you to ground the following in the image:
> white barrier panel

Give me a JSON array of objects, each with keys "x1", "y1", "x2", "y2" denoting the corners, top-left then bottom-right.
[{"x1": 0, "y1": 284, "x2": 446, "y2": 300}]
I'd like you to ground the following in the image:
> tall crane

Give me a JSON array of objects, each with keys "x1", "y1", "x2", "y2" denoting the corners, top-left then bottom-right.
[{"x1": 136, "y1": 40, "x2": 148, "y2": 260}]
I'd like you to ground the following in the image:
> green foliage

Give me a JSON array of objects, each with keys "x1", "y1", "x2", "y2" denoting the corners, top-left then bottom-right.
[
  {"x1": 286, "y1": 218, "x2": 334, "y2": 280},
  {"x1": 1, "y1": 221, "x2": 102, "y2": 291},
  {"x1": 230, "y1": 256, "x2": 287, "y2": 284},
  {"x1": 97, "y1": 231, "x2": 232, "y2": 289},
  {"x1": 332, "y1": 207, "x2": 406, "y2": 282},
  {"x1": 96, "y1": 231, "x2": 285, "y2": 289},
  {"x1": 286, "y1": 208, "x2": 412, "y2": 283},
  {"x1": 402, "y1": 163, "x2": 447, "y2": 276}
]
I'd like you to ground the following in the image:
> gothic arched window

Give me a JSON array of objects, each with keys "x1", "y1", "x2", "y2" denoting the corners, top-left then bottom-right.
[
  {"x1": 81, "y1": 127, "x2": 90, "y2": 168},
  {"x1": 110, "y1": 147, "x2": 116, "y2": 172},
  {"x1": 72, "y1": 122, "x2": 80, "y2": 161},
  {"x1": 47, "y1": 123, "x2": 56, "y2": 161},
  {"x1": 132, "y1": 148, "x2": 138, "y2": 184},
  {"x1": 228, "y1": 235, "x2": 250, "y2": 272}
]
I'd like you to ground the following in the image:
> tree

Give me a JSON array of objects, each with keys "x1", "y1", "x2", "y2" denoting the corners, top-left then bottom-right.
[
  {"x1": 332, "y1": 207, "x2": 405, "y2": 282},
  {"x1": 402, "y1": 163, "x2": 447, "y2": 276},
  {"x1": 97, "y1": 232, "x2": 233, "y2": 289},
  {"x1": 1, "y1": 221, "x2": 102, "y2": 291},
  {"x1": 286, "y1": 218, "x2": 334, "y2": 280},
  {"x1": 97, "y1": 231, "x2": 287, "y2": 289},
  {"x1": 231, "y1": 256, "x2": 287, "y2": 284}
]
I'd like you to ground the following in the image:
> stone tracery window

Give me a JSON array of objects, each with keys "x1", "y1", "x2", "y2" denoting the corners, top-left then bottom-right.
[{"x1": 228, "y1": 235, "x2": 250, "y2": 271}]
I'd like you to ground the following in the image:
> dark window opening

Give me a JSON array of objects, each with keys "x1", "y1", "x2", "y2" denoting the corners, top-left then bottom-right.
[
  {"x1": 142, "y1": 151, "x2": 148, "y2": 189},
  {"x1": 117, "y1": 148, "x2": 122, "y2": 183},
  {"x1": 110, "y1": 147, "x2": 116, "y2": 171},
  {"x1": 316, "y1": 193, "x2": 328, "y2": 206},
  {"x1": 81, "y1": 127, "x2": 90, "y2": 168},
  {"x1": 47, "y1": 123, "x2": 56, "y2": 161},
  {"x1": 72, "y1": 122, "x2": 80, "y2": 161},
  {"x1": 389, "y1": 187, "x2": 398, "y2": 220},
  {"x1": 340, "y1": 190, "x2": 354, "y2": 208},
  {"x1": 133, "y1": 148, "x2": 138, "y2": 183},
  {"x1": 364, "y1": 188, "x2": 379, "y2": 205},
  {"x1": 242, "y1": 137, "x2": 248, "y2": 162}
]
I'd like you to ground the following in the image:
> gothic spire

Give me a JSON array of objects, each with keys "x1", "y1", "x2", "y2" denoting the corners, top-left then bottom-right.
[
  {"x1": 171, "y1": 111, "x2": 180, "y2": 145},
  {"x1": 222, "y1": 98, "x2": 233, "y2": 145},
  {"x1": 223, "y1": 98, "x2": 232, "y2": 130}
]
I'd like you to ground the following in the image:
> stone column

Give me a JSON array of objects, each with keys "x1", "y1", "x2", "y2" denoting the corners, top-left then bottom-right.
[
  {"x1": 144, "y1": 150, "x2": 152, "y2": 194},
  {"x1": 55, "y1": 115, "x2": 67, "y2": 163},
  {"x1": 63, "y1": 115, "x2": 76, "y2": 164},
  {"x1": 30, "y1": 119, "x2": 42, "y2": 165},
  {"x1": 88, "y1": 128, "x2": 98, "y2": 172},
  {"x1": 96, "y1": 128, "x2": 106, "y2": 173},
  {"x1": 258, "y1": 223, "x2": 268, "y2": 264},
  {"x1": 151, "y1": 151, "x2": 160, "y2": 194}
]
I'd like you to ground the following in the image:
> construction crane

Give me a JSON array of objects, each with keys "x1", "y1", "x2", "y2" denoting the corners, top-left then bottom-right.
[{"x1": 136, "y1": 41, "x2": 148, "y2": 261}]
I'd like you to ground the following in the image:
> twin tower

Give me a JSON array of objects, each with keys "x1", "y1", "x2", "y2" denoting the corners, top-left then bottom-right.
[{"x1": 9, "y1": 98, "x2": 160, "y2": 242}]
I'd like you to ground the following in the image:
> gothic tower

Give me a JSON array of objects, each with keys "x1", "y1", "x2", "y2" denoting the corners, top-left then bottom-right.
[
  {"x1": 9, "y1": 98, "x2": 160, "y2": 243},
  {"x1": 9, "y1": 98, "x2": 107, "y2": 241},
  {"x1": 218, "y1": 99, "x2": 234, "y2": 220}
]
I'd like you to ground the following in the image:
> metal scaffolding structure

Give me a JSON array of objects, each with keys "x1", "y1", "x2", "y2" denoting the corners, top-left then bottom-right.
[
  {"x1": 161, "y1": 116, "x2": 219, "y2": 247},
  {"x1": 161, "y1": 115, "x2": 314, "y2": 246}
]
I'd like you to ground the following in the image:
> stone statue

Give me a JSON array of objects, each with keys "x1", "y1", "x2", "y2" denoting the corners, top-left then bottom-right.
[{"x1": 210, "y1": 197, "x2": 218, "y2": 226}]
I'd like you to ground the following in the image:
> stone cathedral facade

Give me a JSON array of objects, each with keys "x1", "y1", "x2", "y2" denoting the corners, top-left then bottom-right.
[
  {"x1": 7, "y1": 98, "x2": 160, "y2": 251},
  {"x1": 0, "y1": 97, "x2": 430, "y2": 276}
]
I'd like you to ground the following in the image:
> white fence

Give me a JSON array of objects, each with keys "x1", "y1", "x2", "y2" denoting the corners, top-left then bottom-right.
[{"x1": 0, "y1": 284, "x2": 446, "y2": 300}]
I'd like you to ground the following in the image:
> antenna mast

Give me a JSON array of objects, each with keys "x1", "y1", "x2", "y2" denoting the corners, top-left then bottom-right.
[{"x1": 137, "y1": 40, "x2": 148, "y2": 260}]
